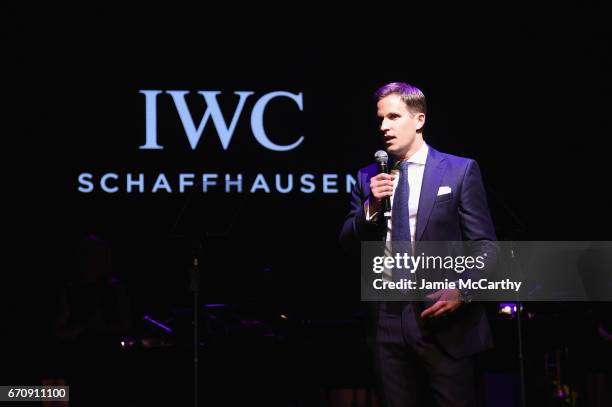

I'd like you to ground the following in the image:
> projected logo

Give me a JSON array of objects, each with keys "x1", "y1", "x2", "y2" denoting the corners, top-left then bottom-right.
[
  {"x1": 140, "y1": 90, "x2": 304, "y2": 152},
  {"x1": 77, "y1": 90, "x2": 355, "y2": 194}
]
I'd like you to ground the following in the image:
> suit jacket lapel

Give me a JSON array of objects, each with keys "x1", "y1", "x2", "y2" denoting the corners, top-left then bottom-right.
[{"x1": 415, "y1": 147, "x2": 447, "y2": 241}]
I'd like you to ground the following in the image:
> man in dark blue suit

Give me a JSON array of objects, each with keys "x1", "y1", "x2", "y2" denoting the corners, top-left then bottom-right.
[{"x1": 340, "y1": 82, "x2": 497, "y2": 407}]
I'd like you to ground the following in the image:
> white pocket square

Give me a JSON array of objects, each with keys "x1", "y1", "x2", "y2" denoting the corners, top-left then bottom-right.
[{"x1": 437, "y1": 186, "x2": 452, "y2": 196}]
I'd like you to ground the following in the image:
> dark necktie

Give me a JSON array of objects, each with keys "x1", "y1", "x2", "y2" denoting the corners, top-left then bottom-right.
[{"x1": 391, "y1": 160, "x2": 412, "y2": 285}]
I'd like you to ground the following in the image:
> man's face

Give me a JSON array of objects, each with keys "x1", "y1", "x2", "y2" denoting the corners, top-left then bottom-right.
[{"x1": 376, "y1": 94, "x2": 425, "y2": 159}]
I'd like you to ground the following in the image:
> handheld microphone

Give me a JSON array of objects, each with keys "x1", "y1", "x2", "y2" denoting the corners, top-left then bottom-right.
[{"x1": 374, "y1": 150, "x2": 392, "y2": 218}]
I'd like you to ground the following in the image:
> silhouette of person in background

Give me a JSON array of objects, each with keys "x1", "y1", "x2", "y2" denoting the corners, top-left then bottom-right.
[
  {"x1": 53, "y1": 234, "x2": 132, "y2": 406},
  {"x1": 575, "y1": 247, "x2": 612, "y2": 406}
]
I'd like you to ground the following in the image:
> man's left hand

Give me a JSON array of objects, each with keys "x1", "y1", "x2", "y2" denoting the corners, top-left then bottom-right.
[{"x1": 421, "y1": 289, "x2": 462, "y2": 319}]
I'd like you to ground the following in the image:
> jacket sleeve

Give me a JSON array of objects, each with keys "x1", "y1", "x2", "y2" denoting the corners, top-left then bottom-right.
[
  {"x1": 459, "y1": 159, "x2": 496, "y2": 242},
  {"x1": 457, "y1": 159, "x2": 499, "y2": 293},
  {"x1": 339, "y1": 169, "x2": 385, "y2": 253}
]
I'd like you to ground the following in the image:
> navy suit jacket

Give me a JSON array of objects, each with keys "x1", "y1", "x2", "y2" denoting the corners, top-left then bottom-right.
[{"x1": 340, "y1": 146, "x2": 497, "y2": 358}]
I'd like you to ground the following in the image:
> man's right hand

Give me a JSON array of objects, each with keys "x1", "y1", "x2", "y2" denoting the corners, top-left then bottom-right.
[{"x1": 368, "y1": 173, "x2": 395, "y2": 213}]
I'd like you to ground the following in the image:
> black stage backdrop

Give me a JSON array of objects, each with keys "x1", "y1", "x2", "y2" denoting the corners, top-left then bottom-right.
[{"x1": 5, "y1": 4, "x2": 612, "y2": 405}]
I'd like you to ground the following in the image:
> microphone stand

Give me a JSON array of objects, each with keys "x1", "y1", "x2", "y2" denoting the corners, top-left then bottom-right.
[
  {"x1": 169, "y1": 178, "x2": 247, "y2": 407},
  {"x1": 510, "y1": 246, "x2": 526, "y2": 407},
  {"x1": 484, "y1": 180, "x2": 527, "y2": 407},
  {"x1": 190, "y1": 255, "x2": 200, "y2": 407},
  {"x1": 169, "y1": 184, "x2": 203, "y2": 407}
]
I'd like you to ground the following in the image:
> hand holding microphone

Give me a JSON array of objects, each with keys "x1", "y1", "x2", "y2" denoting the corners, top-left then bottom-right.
[{"x1": 370, "y1": 150, "x2": 395, "y2": 218}]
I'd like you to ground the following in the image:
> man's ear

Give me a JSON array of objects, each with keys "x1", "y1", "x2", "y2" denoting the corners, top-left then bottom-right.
[{"x1": 416, "y1": 113, "x2": 426, "y2": 130}]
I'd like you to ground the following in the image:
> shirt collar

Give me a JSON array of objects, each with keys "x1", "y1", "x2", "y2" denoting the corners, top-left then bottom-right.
[
  {"x1": 409, "y1": 142, "x2": 428, "y2": 165},
  {"x1": 392, "y1": 142, "x2": 429, "y2": 169}
]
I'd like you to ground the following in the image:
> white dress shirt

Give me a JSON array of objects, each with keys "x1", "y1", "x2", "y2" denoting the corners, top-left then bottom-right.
[{"x1": 366, "y1": 142, "x2": 429, "y2": 244}]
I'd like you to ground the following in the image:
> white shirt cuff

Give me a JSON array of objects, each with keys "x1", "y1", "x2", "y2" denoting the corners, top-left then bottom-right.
[{"x1": 364, "y1": 201, "x2": 378, "y2": 222}]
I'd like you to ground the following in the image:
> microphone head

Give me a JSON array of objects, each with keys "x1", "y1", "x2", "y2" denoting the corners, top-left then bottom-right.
[{"x1": 374, "y1": 150, "x2": 388, "y2": 164}]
